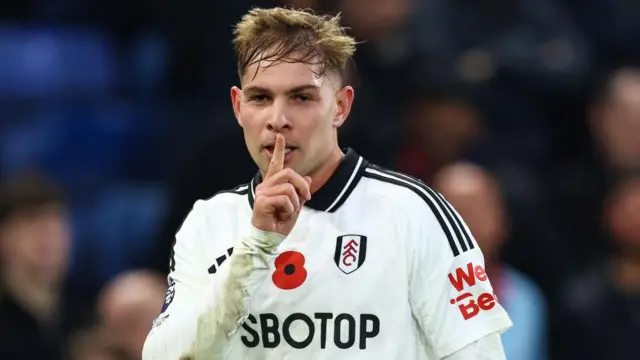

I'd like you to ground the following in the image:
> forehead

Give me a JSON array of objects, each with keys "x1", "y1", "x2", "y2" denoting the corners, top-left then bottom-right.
[{"x1": 241, "y1": 59, "x2": 335, "y2": 91}]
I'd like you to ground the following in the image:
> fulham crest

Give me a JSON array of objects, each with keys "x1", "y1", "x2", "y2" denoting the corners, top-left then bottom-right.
[{"x1": 334, "y1": 235, "x2": 367, "y2": 274}]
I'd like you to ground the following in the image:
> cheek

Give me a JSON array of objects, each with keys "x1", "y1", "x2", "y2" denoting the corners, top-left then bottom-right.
[
  {"x1": 239, "y1": 107, "x2": 261, "y2": 129},
  {"x1": 298, "y1": 110, "x2": 332, "y2": 140},
  {"x1": 239, "y1": 109, "x2": 266, "y2": 147}
]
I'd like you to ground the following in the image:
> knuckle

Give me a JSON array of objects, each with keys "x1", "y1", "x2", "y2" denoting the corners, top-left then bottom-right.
[
  {"x1": 294, "y1": 174, "x2": 306, "y2": 185},
  {"x1": 285, "y1": 183, "x2": 296, "y2": 195}
]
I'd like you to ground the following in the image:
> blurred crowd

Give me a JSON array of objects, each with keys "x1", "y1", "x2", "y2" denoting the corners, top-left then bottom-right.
[{"x1": 1, "y1": 0, "x2": 639, "y2": 359}]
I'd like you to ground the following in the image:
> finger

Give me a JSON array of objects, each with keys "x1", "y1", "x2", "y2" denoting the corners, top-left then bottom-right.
[
  {"x1": 265, "y1": 134, "x2": 286, "y2": 179},
  {"x1": 303, "y1": 176, "x2": 312, "y2": 202},
  {"x1": 267, "y1": 195, "x2": 295, "y2": 219},
  {"x1": 261, "y1": 169, "x2": 311, "y2": 200},
  {"x1": 285, "y1": 170, "x2": 311, "y2": 200},
  {"x1": 297, "y1": 178, "x2": 312, "y2": 210},
  {"x1": 258, "y1": 183, "x2": 301, "y2": 211}
]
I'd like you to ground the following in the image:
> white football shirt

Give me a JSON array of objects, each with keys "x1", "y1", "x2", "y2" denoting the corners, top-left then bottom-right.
[{"x1": 143, "y1": 149, "x2": 512, "y2": 360}]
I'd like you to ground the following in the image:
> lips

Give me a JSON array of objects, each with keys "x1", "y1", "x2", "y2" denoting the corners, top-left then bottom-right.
[{"x1": 264, "y1": 146, "x2": 296, "y2": 157}]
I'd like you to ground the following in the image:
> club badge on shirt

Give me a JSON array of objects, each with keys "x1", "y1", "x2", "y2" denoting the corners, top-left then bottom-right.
[{"x1": 334, "y1": 235, "x2": 367, "y2": 274}]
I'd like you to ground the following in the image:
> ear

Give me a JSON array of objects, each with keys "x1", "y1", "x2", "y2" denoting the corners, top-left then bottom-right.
[
  {"x1": 230, "y1": 86, "x2": 243, "y2": 127},
  {"x1": 333, "y1": 85, "x2": 354, "y2": 128}
]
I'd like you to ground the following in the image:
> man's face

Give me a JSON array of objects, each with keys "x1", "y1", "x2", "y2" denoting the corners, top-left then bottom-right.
[
  {"x1": 0, "y1": 206, "x2": 71, "y2": 283},
  {"x1": 407, "y1": 100, "x2": 481, "y2": 167},
  {"x1": 607, "y1": 178, "x2": 640, "y2": 252},
  {"x1": 231, "y1": 56, "x2": 354, "y2": 176},
  {"x1": 99, "y1": 273, "x2": 166, "y2": 359},
  {"x1": 593, "y1": 70, "x2": 640, "y2": 169},
  {"x1": 434, "y1": 165, "x2": 507, "y2": 259}
]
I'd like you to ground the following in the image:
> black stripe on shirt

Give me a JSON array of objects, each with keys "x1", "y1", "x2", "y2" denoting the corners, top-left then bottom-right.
[
  {"x1": 368, "y1": 165, "x2": 475, "y2": 251},
  {"x1": 435, "y1": 192, "x2": 475, "y2": 251},
  {"x1": 364, "y1": 166, "x2": 474, "y2": 256},
  {"x1": 369, "y1": 165, "x2": 475, "y2": 252}
]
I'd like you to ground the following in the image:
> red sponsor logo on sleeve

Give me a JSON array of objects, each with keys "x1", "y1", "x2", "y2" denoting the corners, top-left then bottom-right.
[
  {"x1": 448, "y1": 262, "x2": 488, "y2": 291},
  {"x1": 448, "y1": 262, "x2": 497, "y2": 320},
  {"x1": 449, "y1": 291, "x2": 497, "y2": 320}
]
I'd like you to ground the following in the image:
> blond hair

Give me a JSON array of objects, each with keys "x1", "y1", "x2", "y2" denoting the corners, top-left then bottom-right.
[{"x1": 233, "y1": 7, "x2": 356, "y2": 80}]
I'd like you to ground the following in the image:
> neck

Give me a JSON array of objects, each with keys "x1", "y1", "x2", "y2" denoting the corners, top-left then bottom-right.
[
  {"x1": 613, "y1": 254, "x2": 640, "y2": 292},
  {"x1": 2, "y1": 267, "x2": 61, "y2": 323},
  {"x1": 307, "y1": 146, "x2": 344, "y2": 194}
]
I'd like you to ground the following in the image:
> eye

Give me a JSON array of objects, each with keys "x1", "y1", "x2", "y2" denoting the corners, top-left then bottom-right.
[
  {"x1": 249, "y1": 95, "x2": 269, "y2": 103},
  {"x1": 294, "y1": 94, "x2": 312, "y2": 102}
]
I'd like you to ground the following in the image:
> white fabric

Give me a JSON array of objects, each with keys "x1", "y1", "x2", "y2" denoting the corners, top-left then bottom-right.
[
  {"x1": 443, "y1": 333, "x2": 506, "y2": 360},
  {"x1": 142, "y1": 159, "x2": 512, "y2": 360}
]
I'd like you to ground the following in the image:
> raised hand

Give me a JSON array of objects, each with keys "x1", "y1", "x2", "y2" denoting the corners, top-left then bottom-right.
[{"x1": 251, "y1": 134, "x2": 312, "y2": 236}]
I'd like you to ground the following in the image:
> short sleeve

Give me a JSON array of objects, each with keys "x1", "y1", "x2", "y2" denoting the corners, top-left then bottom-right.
[
  {"x1": 143, "y1": 200, "x2": 216, "y2": 359},
  {"x1": 408, "y1": 191, "x2": 512, "y2": 358}
]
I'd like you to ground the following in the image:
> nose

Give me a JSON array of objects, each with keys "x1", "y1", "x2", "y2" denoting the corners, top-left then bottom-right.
[{"x1": 266, "y1": 101, "x2": 291, "y2": 132}]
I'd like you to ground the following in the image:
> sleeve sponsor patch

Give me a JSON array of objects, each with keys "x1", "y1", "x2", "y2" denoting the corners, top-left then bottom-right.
[
  {"x1": 160, "y1": 278, "x2": 176, "y2": 313},
  {"x1": 448, "y1": 262, "x2": 498, "y2": 320},
  {"x1": 152, "y1": 313, "x2": 170, "y2": 329}
]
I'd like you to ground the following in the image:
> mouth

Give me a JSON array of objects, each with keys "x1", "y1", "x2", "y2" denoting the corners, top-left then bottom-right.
[{"x1": 263, "y1": 145, "x2": 296, "y2": 158}]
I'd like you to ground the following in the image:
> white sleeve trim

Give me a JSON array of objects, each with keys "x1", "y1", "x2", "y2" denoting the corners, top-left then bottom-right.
[
  {"x1": 437, "y1": 313, "x2": 512, "y2": 358},
  {"x1": 443, "y1": 332, "x2": 506, "y2": 360}
]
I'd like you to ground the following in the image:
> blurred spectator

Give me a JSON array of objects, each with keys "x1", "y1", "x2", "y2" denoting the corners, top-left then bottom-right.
[
  {"x1": 68, "y1": 326, "x2": 129, "y2": 360},
  {"x1": 541, "y1": 67, "x2": 640, "y2": 291},
  {"x1": 97, "y1": 270, "x2": 166, "y2": 360},
  {"x1": 335, "y1": 0, "x2": 412, "y2": 43},
  {"x1": 397, "y1": 87, "x2": 484, "y2": 184},
  {"x1": 552, "y1": 176, "x2": 640, "y2": 360},
  {"x1": 434, "y1": 163, "x2": 548, "y2": 360},
  {"x1": 590, "y1": 68, "x2": 640, "y2": 173},
  {"x1": 0, "y1": 173, "x2": 90, "y2": 360}
]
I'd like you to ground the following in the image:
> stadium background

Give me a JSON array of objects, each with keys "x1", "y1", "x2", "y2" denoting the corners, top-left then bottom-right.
[{"x1": 0, "y1": 0, "x2": 639, "y2": 359}]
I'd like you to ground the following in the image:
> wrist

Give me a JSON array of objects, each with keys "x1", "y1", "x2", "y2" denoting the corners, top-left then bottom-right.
[{"x1": 242, "y1": 224, "x2": 286, "y2": 253}]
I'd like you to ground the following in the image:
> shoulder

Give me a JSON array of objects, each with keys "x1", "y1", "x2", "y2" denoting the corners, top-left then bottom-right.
[
  {"x1": 361, "y1": 164, "x2": 442, "y2": 215},
  {"x1": 169, "y1": 183, "x2": 250, "y2": 271},
  {"x1": 177, "y1": 183, "x2": 250, "y2": 235},
  {"x1": 197, "y1": 183, "x2": 250, "y2": 210},
  {"x1": 362, "y1": 164, "x2": 477, "y2": 257}
]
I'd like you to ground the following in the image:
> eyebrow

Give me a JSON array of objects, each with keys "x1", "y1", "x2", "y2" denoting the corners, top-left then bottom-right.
[{"x1": 243, "y1": 84, "x2": 320, "y2": 95}]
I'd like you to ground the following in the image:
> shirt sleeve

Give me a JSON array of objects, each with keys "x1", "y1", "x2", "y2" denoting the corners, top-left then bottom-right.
[
  {"x1": 408, "y1": 192, "x2": 512, "y2": 358},
  {"x1": 143, "y1": 200, "x2": 286, "y2": 360},
  {"x1": 442, "y1": 332, "x2": 506, "y2": 360},
  {"x1": 142, "y1": 200, "x2": 217, "y2": 360}
]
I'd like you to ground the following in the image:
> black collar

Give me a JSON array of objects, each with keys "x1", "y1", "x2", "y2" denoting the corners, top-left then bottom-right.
[{"x1": 248, "y1": 148, "x2": 367, "y2": 213}]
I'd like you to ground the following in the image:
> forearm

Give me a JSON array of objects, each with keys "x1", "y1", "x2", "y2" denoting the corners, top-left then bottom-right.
[
  {"x1": 143, "y1": 227, "x2": 283, "y2": 360},
  {"x1": 142, "y1": 288, "x2": 217, "y2": 360},
  {"x1": 184, "y1": 227, "x2": 284, "y2": 359}
]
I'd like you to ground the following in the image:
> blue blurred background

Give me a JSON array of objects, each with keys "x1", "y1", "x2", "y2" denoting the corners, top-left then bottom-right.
[{"x1": 0, "y1": 0, "x2": 639, "y2": 359}]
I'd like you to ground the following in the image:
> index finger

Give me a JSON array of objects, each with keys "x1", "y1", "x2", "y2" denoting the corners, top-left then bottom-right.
[{"x1": 265, "y1": 133, "x2": 285, "y2": 179}]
